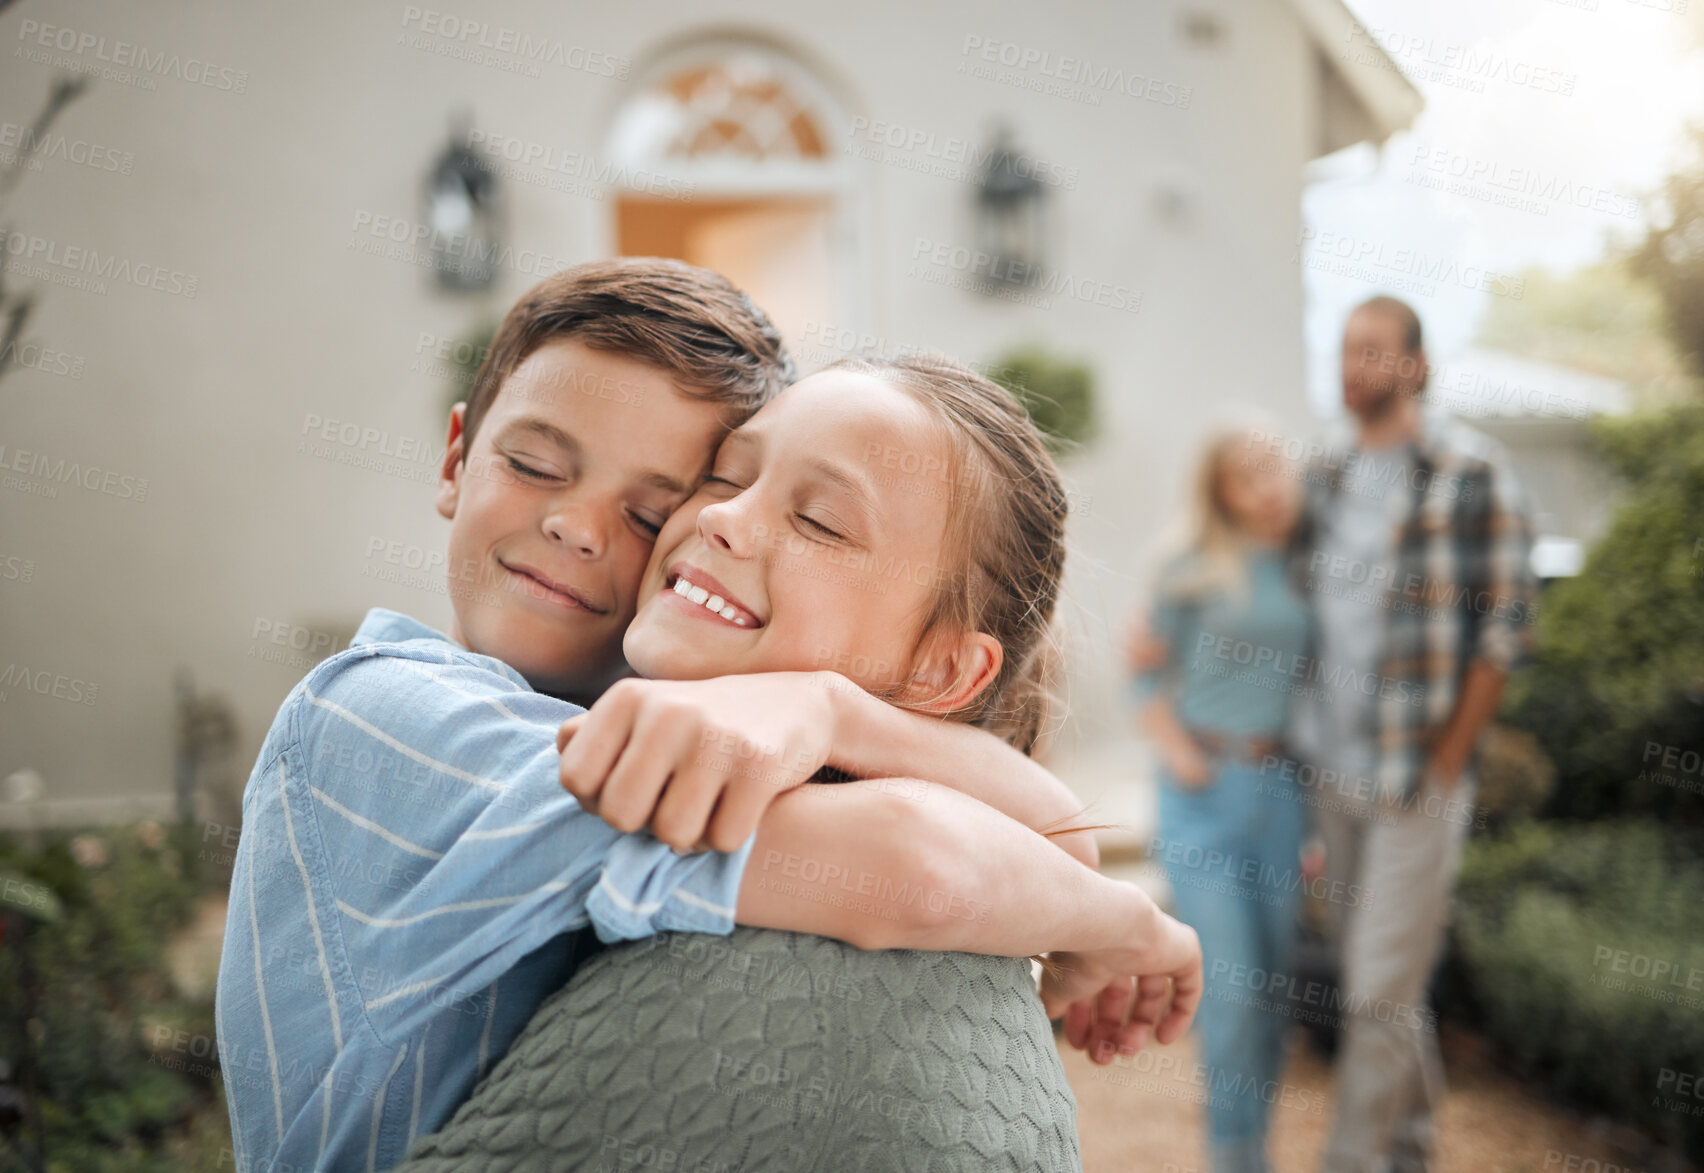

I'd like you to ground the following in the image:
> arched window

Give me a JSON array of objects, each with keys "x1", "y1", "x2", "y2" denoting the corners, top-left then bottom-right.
[{"x1": 605, "y1": 40, "x2": 857, "y2": 353}]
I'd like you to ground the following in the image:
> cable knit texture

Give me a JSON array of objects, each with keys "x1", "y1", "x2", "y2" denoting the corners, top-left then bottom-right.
[{"x1": 398, "y1": 926, "x2": 1082, "y2": 1172}]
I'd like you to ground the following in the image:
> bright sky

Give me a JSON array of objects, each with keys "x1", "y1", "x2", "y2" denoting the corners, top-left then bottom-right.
[{"x1": 1303, "y1": 0, "x2": 1704, "y2": 414}]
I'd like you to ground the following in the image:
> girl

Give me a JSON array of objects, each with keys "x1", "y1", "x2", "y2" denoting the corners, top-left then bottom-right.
[
  {"x1": 398, "y1": 355, "x2": 1189, "y2": 1172},
  {"x1": 1126, "y1": 417, "x2": 1310, "y2": 1173}
]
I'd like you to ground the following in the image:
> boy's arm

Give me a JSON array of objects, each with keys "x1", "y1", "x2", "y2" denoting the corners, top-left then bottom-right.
[
  {"x1": 559, "y1": 673, "x2": 1100, "y2": 868},
  {"x1": 819, "y1": 678, "x2": 1100, "y2": 867},
  {"x1": 737, "y1": 776, "x2": 1201, "y2": 1052}
]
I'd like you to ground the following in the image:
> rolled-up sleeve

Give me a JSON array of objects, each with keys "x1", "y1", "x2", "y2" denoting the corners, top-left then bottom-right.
[
  {"x1": 587, "y1": 831, "x2": 757, "y2": 942},
  {"x1": 1474, "y1": 460, "x2": 1539, "y2": 674}
]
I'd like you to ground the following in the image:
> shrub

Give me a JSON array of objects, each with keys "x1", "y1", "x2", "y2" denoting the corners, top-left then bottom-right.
[
  {"x1": 984, "y1": 346, "x2": 1098, "y2": 455},
  {"x1": 1503, "y1": 404, "x2": 1704, "y2": 825},
  {"x1": 0, "y1": 821, "x2": 232, "y2": 1171},
  {"x1": 1452, "y1": 820, "x2": 1704, "y2": 1163}
]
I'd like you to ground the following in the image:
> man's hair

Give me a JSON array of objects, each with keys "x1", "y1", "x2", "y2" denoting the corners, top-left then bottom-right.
[
  {"x1": 1354, "y1": 295, "x2": 1424, "y2": 353},
  {"x1": 461, "y1": 257, "x2": 795, "y2": 454}
]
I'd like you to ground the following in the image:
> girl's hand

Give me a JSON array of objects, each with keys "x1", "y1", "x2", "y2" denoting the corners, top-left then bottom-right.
[
  {"x1": 558, "y1": 673, "x2": 843, "y2": 853},
  {"x1": 1043, "y1": 908, "x2": 1202, "y2": 1063}
]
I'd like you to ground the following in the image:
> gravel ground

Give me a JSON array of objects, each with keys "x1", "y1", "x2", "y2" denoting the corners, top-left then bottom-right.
[{"x1": 1061, "y1": 1026, "x2": 1672, "y2": 1173}]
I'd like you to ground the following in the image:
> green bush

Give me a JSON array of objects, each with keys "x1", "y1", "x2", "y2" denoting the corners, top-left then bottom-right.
[
  {"x1": 1503, "y1": 403, "x2": 1704, "y2": 824},
  {"x1": 0, "y1": 822, "x2": 232, "y2": 1172},
  {"x1": 1453, "y1": 820, "x2": 1704, "y2": 1163},
  {"x1": 984, "y1": 346, "x2": 1098, "y2": 455}
]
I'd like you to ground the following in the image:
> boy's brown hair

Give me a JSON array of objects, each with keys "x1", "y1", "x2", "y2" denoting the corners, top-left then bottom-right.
[{"x1": 461, "y1": 257, "x2": 794, "y2": 453}]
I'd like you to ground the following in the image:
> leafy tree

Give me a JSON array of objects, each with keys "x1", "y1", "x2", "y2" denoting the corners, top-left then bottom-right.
[
  {"x1": 1474, "y1": 257, "x2": 1698, "y2": 408},
  {"x1": 1633, "y1": 124, "x2": 1704, "y2": 383}
]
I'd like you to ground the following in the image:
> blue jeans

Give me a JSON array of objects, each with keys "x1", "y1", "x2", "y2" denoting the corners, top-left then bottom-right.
[{"x1": 1156, "y1": 757, "x2": 1306, "y2": 1173}]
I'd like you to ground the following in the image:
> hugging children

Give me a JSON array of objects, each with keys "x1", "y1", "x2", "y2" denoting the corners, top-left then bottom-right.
[{"x1": 216, "y1": 257, "x2": 1201, "y2": 1173}]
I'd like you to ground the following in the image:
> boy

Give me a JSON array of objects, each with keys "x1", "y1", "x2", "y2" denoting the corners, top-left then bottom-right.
[{"x1": 217, "y1": 258, "x2": 1196, "y2": 1173}]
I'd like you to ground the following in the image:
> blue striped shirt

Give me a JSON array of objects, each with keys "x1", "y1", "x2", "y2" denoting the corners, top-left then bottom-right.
[{"x1": 215, "y1": 609, "x2": 754, "y2": 1172}]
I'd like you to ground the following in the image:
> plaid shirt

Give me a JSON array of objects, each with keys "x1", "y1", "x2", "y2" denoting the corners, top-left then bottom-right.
[{"x1": 1298, "y1": 412, "x2": 1539, "y2": 804}]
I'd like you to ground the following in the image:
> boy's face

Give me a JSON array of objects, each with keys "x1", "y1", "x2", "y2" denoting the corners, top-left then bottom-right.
[{"x1": 435, "y1": 337, "x2": 727, "y2": 700}]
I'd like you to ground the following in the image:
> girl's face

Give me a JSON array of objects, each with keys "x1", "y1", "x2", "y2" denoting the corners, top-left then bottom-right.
[{"x1": 623, "y1": 370, "x2": 961, "y2": 695}]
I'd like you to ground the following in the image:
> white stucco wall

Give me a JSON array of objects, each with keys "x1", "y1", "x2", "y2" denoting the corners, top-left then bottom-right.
[{"x1": 0, "y1": 0, "x2": 1324, "y2": 817}]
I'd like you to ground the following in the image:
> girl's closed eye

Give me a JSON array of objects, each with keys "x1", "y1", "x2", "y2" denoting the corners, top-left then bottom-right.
[{"x1": 797, "y1": 512, "x2": 847, "y2": 542}]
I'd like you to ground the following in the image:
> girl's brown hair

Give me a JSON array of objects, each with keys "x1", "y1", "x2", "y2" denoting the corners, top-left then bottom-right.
[{"x1": 824, "y1": 353, "x2": 1069, "y2": 758}]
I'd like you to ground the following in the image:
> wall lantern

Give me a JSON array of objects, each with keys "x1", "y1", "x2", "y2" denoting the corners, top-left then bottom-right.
[
  {"x1": 975, "y1": 126, "x2": 1047, "y2": 289},
  {"x1": 423, "y1": 112, "x2": 499, "y2": 293}
]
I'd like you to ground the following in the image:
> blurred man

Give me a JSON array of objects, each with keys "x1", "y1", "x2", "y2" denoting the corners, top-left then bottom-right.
[{"x1": 1289, "y1": 296, "x2": 1538, "y2": 1173}]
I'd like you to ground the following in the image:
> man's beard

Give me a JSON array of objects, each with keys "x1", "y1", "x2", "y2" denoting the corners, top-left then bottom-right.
[{"x1": 1350, "y1": 377, "x2": 1414, "y2": 423}]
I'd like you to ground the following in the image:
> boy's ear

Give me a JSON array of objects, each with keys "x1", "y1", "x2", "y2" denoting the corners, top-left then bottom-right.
[
  {"x1": 899, "y1": 631, "x2": 1003, "y2": 717},
  {"x1": 436, "y1": 403, "x2": 467, "y2": 521}
]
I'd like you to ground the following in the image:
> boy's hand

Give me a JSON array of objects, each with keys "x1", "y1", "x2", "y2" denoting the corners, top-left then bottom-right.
[
  {"x1": 1043, "y1": 907, "x2": 1201, "y2": 1065},
  {"x1": 558, "y1": 674, "x2": 843, "y2": 853}
]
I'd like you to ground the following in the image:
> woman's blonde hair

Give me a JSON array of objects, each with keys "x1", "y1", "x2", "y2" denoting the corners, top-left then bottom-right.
[{"x1": 1152, "y1": 408, "x2": 1287, "y2": 603}]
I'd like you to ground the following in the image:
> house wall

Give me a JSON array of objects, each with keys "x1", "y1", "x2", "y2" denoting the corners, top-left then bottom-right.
[{"x1": 0, "y1": 0, "x2": 1320, "y2": 818}]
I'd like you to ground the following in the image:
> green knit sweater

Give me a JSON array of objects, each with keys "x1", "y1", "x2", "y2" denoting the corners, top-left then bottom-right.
[{"x1": 397, "y1": 927, "x2": 1082, "y2": 1172}]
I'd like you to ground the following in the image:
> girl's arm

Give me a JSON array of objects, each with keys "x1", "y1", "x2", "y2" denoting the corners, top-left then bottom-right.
[
  {"x1": 817, "y1": 676, "x2": 1101, "y2": 866},
  {"x1": 736, "y1": 776, "x2": 1200, "y2": 1050}
]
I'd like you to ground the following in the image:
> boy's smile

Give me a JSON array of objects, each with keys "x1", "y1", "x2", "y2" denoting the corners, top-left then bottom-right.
[{"x1": 435, "y1": 337, "x2": 728, "y2": 701}]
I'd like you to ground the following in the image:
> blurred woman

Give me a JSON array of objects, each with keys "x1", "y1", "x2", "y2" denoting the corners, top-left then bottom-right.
[{"x1": 1126, "y1": 417, "x2": 1309, "y2": 1173}]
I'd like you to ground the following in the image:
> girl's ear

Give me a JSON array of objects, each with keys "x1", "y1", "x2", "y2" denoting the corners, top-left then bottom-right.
[
  {"x1": 900, "y1": 631, "x2": 1003, "y2": 716},
  {"x1": 436, "y1": 403, "x2": 468, "y2": 521}
]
